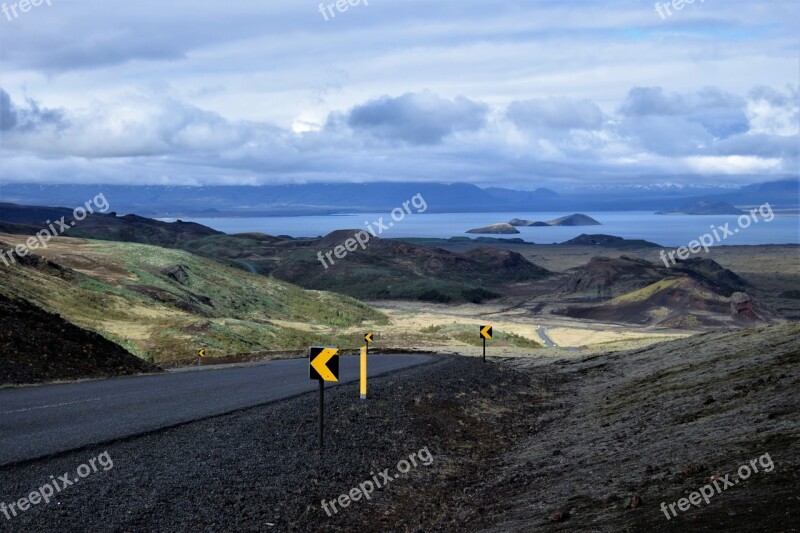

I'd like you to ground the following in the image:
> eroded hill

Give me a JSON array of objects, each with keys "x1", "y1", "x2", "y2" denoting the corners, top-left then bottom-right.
[{"x1": 554, "y1": 256, "x2": 772, "y2": 328}]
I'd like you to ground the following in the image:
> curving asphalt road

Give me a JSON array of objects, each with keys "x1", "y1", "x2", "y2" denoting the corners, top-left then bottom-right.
[
  {"x1": 536, "y1": 326, "x2": 558, "y2": 348},
  {"x1": 0, "y1": 354, "x2": 436, "y2": 466}
]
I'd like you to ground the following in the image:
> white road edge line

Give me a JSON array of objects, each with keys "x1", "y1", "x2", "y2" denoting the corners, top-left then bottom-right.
[{"x1": 1, "y1": 397, "x2": 102, "y2": 415}]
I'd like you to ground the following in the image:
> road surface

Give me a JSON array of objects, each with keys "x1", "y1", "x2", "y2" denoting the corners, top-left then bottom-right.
[
  {"x1": 0, "y1": 354, "x2": 436, "y2": 466},
  {"x1": 536, "y1": 326, "x2": 558, "y2": 348}
]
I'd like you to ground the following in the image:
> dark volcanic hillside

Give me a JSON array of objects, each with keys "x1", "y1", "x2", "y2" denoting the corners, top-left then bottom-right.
[
  {"x1": 558, "y1": 256, "x2": 750, "y2": 298},
  {"x1": 556, "y1": 256, "x2": 768, "y2": 328},
  {"x1": 260, "y1": 232, "x2": 552, "y2": 302},
  {"x1": 0, "y1": 203, "x2": 221, "y2": 247},
  {"x1": 182, "y1": 229, "x2": 552, "y2": 302},
  {"x1": 558, "y1": 256, "x2": 664, "y2": 298},
  {"x1": 561, "y1": 234, "x2": 660, "y2": 248},
  {"x1": 0, "y1": 293, "x2": 161, "y2": 385}
]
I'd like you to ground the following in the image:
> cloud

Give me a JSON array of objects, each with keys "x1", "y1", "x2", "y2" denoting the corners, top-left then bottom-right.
[
  {"x1": 0, "y1": 0, "x2": 796, "y2": 189},
  {"x1": 617, "y1": 115, "x2": 714, "y2": 156},
  {"x1": 0, "y1": 88, "x2": 66, "y2": 133},
  {"x1": 0, "y1": 87, "x2": 275, "y2": 158},
  {"x1": 619, "y1": 86, "x2": 749, "y2": 138},
  {"x1": 611, "y1": 86, "x2": 798, "y2": 171},
  {"x1": 0, "y1": 90, "x2": 15, "y2": 131},
  {"x1": 715, "y1": 132, "x2": 799, "y2": 159},
  {"x1": 0, "y1": 84, "x2": 796, "y2": 187},
  {"x1": 507, "y1": 97, "x2": 604, "y2": 130},
  {"x1": 342, "y1": 91, "x2": 488, "y2": 145},
  {"x1": 747, "y1": 85, "x2": 800, "y2": 136}
]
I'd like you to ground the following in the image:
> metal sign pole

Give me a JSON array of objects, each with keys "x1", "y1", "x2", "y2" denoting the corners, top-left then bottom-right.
[{"x1": 319, "y1": 379, "x2": 324, "y2": 451}]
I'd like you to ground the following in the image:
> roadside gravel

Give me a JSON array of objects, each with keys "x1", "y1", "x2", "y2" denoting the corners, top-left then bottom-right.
[{"x1": 0, "y1": 355, "x2": 540, "y2": 532}]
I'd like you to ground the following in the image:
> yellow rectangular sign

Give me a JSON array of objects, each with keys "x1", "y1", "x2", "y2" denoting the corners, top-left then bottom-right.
[{"x1": 309, "y1": 346, "x2": 339, "y2": 382}]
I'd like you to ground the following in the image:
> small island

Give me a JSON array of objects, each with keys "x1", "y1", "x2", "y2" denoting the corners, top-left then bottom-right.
[
  {"x1": 466, "y1": 223, "x2": 520, "y2": 235},
  {"x1": 509, "y1": 213, "x2": 602, "y2": 227},
  {"x1": 509, "y1": 218, "x2": 549, "y2": 227},
  {"x1": 468, "y1": 214, "x2": 601, "y2": 234}
]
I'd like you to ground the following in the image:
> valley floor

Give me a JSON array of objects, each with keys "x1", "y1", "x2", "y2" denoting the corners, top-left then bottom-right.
[{"x1": 366, "y1": 299, "x2": 690, "y2": 357}]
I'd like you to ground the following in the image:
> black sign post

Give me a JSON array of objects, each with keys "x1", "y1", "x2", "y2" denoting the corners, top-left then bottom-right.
[
  {"x1": 309, "y1": 346, "x2": 339, "y2": 451},
  {"x1": 480, "y1": 325, "x2": 492, "y2": 363},
  {"x1": 318, "y1": 379, "x2": 324, "y2": 449}
]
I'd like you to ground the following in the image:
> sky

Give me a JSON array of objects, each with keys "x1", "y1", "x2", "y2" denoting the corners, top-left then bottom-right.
[{"x1": 0, "y1": 0, "x2": 798, "y2": 190}]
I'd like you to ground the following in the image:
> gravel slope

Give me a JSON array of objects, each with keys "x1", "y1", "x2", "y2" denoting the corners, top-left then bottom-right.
[{"x1": 470, "y1": 323, "x2": 800, "y2": 532}]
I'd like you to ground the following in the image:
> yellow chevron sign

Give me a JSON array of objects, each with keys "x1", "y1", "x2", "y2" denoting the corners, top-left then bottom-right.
[
  {"x1": 198, "y1": 349, "x2": 206, "y2": 358},
  {"x1": 364, "y1": 332, "x2": 374, "y2": 344},
  {"x1": 480, "y1": 325, "x2": 493, "y2": 340},
  {"x1": 309, "y1": 347, "x2": 339, "y2": 382}
]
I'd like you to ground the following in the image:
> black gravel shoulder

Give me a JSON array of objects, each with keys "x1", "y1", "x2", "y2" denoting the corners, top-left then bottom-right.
[{"x1": 0, "y1": 355, "x2": 539, "y2": 532}]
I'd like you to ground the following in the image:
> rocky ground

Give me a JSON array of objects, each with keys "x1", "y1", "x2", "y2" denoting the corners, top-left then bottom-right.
[
  {"x1": 0, "y1": 356, "x2": 539, "y2": 531},
  {"x1": 0, "y1": 292, "x2": 160, "y2": 385},
  {"x1": 1, "y1": 323, "x2": 797, "y2": 532},
  {"x1": 473, "y1": 322, "x2": 800, "y2": 531}
]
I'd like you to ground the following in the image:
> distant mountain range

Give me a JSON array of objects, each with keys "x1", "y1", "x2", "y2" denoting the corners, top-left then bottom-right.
[
  {"x1": 657, "y1": 200, "x2": 744, "y2": 216},
  {"x1": 0, "y1": 179, "x2": 796, "y2": 216}
]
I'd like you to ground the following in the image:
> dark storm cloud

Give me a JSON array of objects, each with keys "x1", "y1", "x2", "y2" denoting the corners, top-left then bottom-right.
[
  {"x1": 0, "y1": 88, "x2": 66, "y2": 132},
  {"x1": 506, "y1": 98, "x2": 605, "y2": 130},
  {"x1": 0, "y1": 1, "x2": 303, "y2": 72},
  {"x1": 613, "y1": 85, "x2": 799, "y2": 165},
  {"x1": 619, "y1": 86, "x2": 749, "y2": 138},
  {"x1": 343, "y1": 92, "x2": 488, "y2": 145},
  {"x1": 716, "y1": 133, "x2": 799, "y2": 159},
  {"x1": 617, "y1": 115, "x2": 714, "y2": 156},
  {"x1": 749, "y1": 85, "x2": 799, "y2": 108}
]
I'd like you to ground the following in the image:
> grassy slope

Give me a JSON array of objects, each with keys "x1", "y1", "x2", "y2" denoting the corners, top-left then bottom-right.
[{"x1": 0, "y1": 234, "x2": 386, "y2": 362}]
